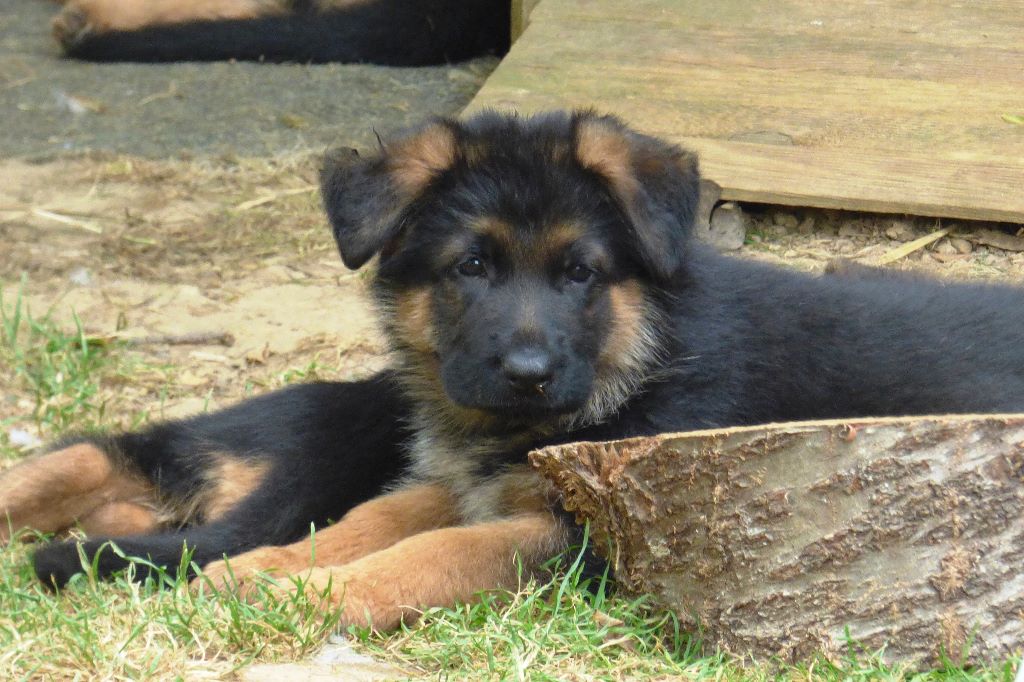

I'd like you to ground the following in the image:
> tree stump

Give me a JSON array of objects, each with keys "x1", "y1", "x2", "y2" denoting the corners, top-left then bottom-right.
[{"x1": 530, "y1": 415, "x2": 1024, "y2": 665}]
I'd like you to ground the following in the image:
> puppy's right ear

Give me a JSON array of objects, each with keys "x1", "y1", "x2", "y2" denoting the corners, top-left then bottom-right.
[{"x1": 320, "y1": 120, "x2": 459, "y2": 270}]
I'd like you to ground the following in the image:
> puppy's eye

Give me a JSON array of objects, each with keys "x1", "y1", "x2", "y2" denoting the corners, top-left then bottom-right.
[
  {"x1": 566, "y1": 263, "x2": 594, "y2": 283},
  {"x1": 457, "y1": 256, "x2": 487, "y2": 278}
]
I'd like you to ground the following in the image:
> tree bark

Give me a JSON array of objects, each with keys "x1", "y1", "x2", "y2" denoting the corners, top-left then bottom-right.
[{"x1": 530, "y1": 415, "x2": 1024, "y2": 665}]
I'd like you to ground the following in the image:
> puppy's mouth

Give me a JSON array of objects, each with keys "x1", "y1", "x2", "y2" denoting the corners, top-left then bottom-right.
[{"x1": 465, "y1": 391, "x2": 585, "y2": 420}]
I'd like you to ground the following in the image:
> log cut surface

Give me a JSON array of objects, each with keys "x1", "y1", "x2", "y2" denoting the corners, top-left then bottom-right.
[
  {"x1": 530, "y1": 415, "x2": 1024, "y2": 665},
  {"x1": 469, "y1": 0, "x2": 1024, "y2": 223}
]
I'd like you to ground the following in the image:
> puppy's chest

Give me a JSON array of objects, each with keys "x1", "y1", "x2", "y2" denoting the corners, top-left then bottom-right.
[{"x1": 408, "y1": 428, "x2": 557, "y2": 523}]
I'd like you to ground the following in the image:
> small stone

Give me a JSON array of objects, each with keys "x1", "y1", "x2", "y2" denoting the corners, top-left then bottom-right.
[
  {"x1": 699, "y1": 202, "x2": 747, "y2": 251},
  {"x1": 772, "y1": 212, "x2": 799, "y2": 230},
  {"x1": 885, "y1": 221, "x2": 916, "y2": 242},
  {"x1": 693, "y1": 179, "x2": 723, "y2": 235},
  {"x1": 8, "y1": 428, "x2": 42, "y2": 450},
  {"x1": 796, "y1": 216, "x2": 816, "y2": 235},
  {"x1": 949, "y1": 237, "x2": 973, "y2": 254},
  {"x1": 68, "y1": 267, "x2": 92, "y2": 286},
  {"x1": 240, "y1": 635, "x2": 404, "y2": 682}
]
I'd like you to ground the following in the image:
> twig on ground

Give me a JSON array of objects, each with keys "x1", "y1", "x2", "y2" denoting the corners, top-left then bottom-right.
[
  {"x1": 31, "y1": 208, "x2": 103, "y2": 234},
  {"x1": 873, "y1": 226, "x2": 951, "y2": 265},
  {"x1": 137, "y1": 81, "x2": 180, "y2": 107},
  {"x1": 85, "y1": 331, "x2": 235, "y2": 348},
  {"x1": 234, "y1": 186, "x2": 317, "y2": 211},
  {"x1": 125, "y1": 331, "x2": 236, "y2": 347}
]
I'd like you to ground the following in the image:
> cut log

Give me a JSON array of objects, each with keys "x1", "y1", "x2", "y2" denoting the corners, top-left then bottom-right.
[{"x1": 530, "y1": 415, "x2": 1024, "y2": 665}]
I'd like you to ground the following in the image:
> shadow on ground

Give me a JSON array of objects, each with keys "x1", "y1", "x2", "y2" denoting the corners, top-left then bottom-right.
[{"x1": 0, "y1": 2, "x2": 496, "y2": 158}]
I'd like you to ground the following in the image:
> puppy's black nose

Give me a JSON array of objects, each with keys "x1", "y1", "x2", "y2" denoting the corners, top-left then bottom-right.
[{"x1": 502, "y1": 348, "x2": 554, "y2": 393}]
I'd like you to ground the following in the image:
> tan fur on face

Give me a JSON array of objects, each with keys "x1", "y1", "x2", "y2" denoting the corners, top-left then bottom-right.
[
  {"x1": 0, "y1": 443, "x2": 156, "y2": 541},
  {"x1": 387, "y1": 123, "x2": 458, "y2": 199},
  {"x1": 538, "y1": 222, "x2": 586, "y2": 258},
  {"x1": 391, "y1": 288, "x2": 437, "y2": 355},
  {"x1": 202, "y1": 455, "x2": 271, "y2": 522},
  {"x1": 600, "y1": 281, "x2": 648, "y2": 370},
  {"x1": 557, "y1": 279, "x2": 665, "y2": 430},
  {"x1": 468, "y1": 215, "x2": 517, "y2": 254}
]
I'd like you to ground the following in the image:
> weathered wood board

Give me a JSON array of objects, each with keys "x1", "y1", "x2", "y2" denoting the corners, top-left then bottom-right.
[
  {"x1": 510, "y1": 0, "x2": 541, "y2": 42},
  {"x1": 472, "y1": 0, "x2": 1024, "y2": 223},
  {"x1": 530, "y1": 414, "x2": 1024, "y2": 665}
]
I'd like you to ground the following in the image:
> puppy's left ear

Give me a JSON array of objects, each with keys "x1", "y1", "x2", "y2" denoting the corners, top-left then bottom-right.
[
  {"x1": 575, "y1": 114, "x2": 700, "y2": 281},
  {"x1": 320, "y1": 120, "x2": 459, "y2": 270}
]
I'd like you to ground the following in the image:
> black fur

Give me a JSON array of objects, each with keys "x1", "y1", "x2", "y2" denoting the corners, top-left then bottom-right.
[
  {"x1": 20, "y1": 110, "x2": 1024, "y2": 591},
  {"x1": 33, "y1": 374, "x2": 411, "y2": 585},
  {"x1": 62, "y1": 0, "x2": 510, "y2": 65},
  {"x1": 321, "y1": 110, "x2": 1024, "y2": 449},
  {"x1": 572, "y1": 252, "x2": 1024, "y2": 437}
]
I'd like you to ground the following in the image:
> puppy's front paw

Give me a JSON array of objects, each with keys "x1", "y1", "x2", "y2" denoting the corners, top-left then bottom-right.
[
  {"x1": 193, "y1": 546, "x2": 306, "y2": 599},
  {"x1": 269, "y1": 566, "x2": 407, "y2": 631}
]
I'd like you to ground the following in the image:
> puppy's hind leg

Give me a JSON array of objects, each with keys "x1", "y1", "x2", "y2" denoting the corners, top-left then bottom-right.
[
  {"x1": 33, "y1": 474, "x2": 305, "y2": 587},
  {"x1": 0, "y1": 440, "x2": 157, "y2": 542}
]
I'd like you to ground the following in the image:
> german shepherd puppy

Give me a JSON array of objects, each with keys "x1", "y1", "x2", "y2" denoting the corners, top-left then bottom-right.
[
  {"x1": 50, "y1": 0, "x2": 509, "y2": 64},
  {"x1": 5, "y1": 110, "x2": 1024, "y2": 630}
]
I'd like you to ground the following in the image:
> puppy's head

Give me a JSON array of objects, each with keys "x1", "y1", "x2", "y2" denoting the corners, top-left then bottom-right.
[{"x1": 321, "y1": 111, "x2": 700, "y2": 427}]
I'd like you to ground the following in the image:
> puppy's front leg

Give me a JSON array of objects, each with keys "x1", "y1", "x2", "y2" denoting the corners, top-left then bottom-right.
[
  {"x1": 276, "y1": 512, "x2": 567, "y2": 631},
  {"x1": 197, "y1": 483, "x2": 459, "y2": 589}
]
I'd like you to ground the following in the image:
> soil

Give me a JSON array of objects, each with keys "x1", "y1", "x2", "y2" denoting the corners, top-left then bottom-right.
[{"x1": 2, "y1": 1, "x2": 1024, "y2": 446}]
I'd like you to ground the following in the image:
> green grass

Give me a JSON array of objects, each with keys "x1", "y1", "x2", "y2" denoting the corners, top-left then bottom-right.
[
  {"x1": 363, "y1": 544, "x2": 704, "y2": 680},
  {"x1": 0, "y1": 533, "x2": 1018, "y2": 681},
  {"x1": 0, "y1": 535, "x2": 342, "y2": 679},
  {"x1": 0, "y1": 289, "x2": 1019, "y2": 680},
  {"x1": 363, "y1": 545, "x2": 1019, "y2": 681},
  {"x1": 1, "y1": 287, "x2": 120, "y2": 439}
]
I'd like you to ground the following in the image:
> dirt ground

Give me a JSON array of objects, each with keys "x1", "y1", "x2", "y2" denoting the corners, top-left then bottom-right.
[{"x1": 2, "y1": 3, "x2": 1024, "y2": 446}]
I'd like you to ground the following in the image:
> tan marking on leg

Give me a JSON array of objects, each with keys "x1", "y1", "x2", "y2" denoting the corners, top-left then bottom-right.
[
  {"x1": 53, "y1": 0, "x2": 289, "y2": 46},
  {"x1": 0, "y1": 443, "x2": 154, "y2": 540},
  {"x1": 494, "y1": 469, "x2": 556, "y2": 517},
  {"x1": 281, "y1": 512, "x2": 566, "y2": 631},
  {"x1": 77, "y1": 501, "x2": 161, "y2": 536},
  {"x1": 196, "y1": 483, "x2": 458, "y2": 589},
  {"x1": 387, "y1": 122, "x2": 458, "y2": 198},
  {"x1": 202, "y1": 454, "x2": 271, "y2": 522}
]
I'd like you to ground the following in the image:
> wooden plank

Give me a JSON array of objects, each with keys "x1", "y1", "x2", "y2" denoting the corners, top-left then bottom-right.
[
  {"x1": 468, "y1": 0, "x2": 1024, "y2": 223},
  {"x1": 510, "y1": 0, "x2": 542, "y2": 42}
]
